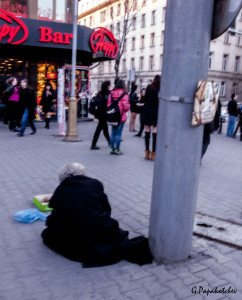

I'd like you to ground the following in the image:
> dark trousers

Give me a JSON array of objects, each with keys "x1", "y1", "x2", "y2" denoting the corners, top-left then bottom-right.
[
  {"x1": 92, "y1": 119, "x2": 110, "y2": 146},
  {"x1": 137, "y1": 114, "x2": 144, "y2": 136},
  {"x1": 7, "y1": 101, "x2": 21, "y2": 130}
]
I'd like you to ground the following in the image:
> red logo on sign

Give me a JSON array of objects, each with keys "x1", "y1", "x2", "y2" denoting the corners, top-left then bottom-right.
[
  {"x1": 90, "y1": 27, "x2": 118, "y2": 58},
  {"x1": 0, "y1": 9, "x2": 28, "y2": 45}
]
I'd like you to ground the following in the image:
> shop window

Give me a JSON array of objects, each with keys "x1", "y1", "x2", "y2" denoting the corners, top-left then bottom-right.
[
  {"x1": 0, "y1": 58, "x2": 24, "y2": 77},
  {"x1": 56, "y1": 0, "x2": 65, "y2": 22},
  {"x1": 38, "y1": 0, "x2": 53, "y2": 21},
  {"x1": 0, "y1": 0, "x2": 28, "y2": 18}
]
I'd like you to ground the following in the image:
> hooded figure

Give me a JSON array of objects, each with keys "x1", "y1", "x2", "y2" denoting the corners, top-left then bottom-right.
[{"x1": 41, "y1": 163, "x2": 153, "y2": 267}]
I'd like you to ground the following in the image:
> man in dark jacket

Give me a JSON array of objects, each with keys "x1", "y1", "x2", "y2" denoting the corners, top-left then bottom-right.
[
  {"x1": 41, "y1": 163, "x2": 153, "y2": 267},
  {"x1": 226, "y1": 93, "x2": 238, "y2": 136},
  {"x1": 17, "y1": 79, "x2": 37, "y2": 136},
  {"x1": 90, "y1": 81, "x2": 111, "y2": 150}
]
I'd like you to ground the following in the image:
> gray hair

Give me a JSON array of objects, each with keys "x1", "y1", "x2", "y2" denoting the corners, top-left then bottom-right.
[{"x1": 58, "y1": 163, "x2": 86, "y2": 183}]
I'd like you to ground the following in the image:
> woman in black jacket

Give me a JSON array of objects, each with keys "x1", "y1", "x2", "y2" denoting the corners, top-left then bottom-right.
[
  {"x1": 17, "y1": 79, "x2": 37, "y2": 137},
  {"x1": 4, "y1": 77, "x2": 21, "y2": 131},
  {"x1": 142, "y1": 75, "x2": 161, "y2": 161},
  {"x1": 129, "y1": 84, "x2": 139, "y2": 132},
  {"x1": 90, "y1": 81, "x2": 111, "y2": 149},
  {"x1": 41, "y1": 83, "x2": 54, "y2": 129}
]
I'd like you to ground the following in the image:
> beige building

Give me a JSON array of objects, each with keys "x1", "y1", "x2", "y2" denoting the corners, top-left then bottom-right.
[{"x1": 78, "y1": 1, "x2": 242, "y2": 101}]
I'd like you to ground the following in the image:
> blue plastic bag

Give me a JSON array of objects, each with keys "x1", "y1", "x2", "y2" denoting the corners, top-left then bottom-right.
[{"x1": 14, "y1": 208, "x2": 47, "y2": 224}]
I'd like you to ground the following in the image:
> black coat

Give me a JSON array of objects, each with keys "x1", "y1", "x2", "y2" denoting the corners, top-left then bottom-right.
[
  {"x1": 97, "y1": 89, "x2": 110, "y2": 121},
  {"x1": 130, "y1": 92, "x2": 139, "y2": 113},
  {"x1": 41, "y1": 175, "x2": 153, "y2": 267},
  {"x1": 41, "y1": 92, "x2": 54, "y2": 114},
  {"x1": 19, "y1": 88, "x2": 37, "y2": 120},
  {"x1": 141, "y1": 85, "x2": 159, "y2": 126}
]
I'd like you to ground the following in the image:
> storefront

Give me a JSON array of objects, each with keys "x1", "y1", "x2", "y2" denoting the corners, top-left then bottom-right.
[{"x1": 0, "y1": 9, "x2": 118, "y2": 118}]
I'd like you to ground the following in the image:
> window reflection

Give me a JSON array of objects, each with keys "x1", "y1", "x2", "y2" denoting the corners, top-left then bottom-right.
[
  {"x1": 0, "y1": 0, "x2": 28, "y2": 18},
  {"x1": 38, "y1": 0, "x2": 53, "y2": 21},
  {"x1": 56, "y1": 0, "x2": 65, "y2": 22}
]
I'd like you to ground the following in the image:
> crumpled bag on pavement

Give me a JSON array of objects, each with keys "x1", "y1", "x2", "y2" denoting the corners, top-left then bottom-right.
[{"x1": 13, "y1": 208, "x2": 47, "y2": 224}]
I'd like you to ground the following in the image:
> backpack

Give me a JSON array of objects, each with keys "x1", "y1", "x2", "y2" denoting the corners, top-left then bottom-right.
[
  {"x1": 106, "y1": 93, "x2": 126, "y2": 126},
  {"x1": 89, "y1": 92, "x2": 103, "y2": 117}
]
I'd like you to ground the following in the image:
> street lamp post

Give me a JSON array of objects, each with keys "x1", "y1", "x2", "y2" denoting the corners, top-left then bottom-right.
[{"x1": 64, "y1": 0, "x2": 79, "y2": 142}]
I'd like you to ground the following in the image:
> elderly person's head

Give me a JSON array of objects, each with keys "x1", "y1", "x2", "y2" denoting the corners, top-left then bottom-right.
[{"x1": 58, "y1": 163, "x2": 86, "y2": 183}]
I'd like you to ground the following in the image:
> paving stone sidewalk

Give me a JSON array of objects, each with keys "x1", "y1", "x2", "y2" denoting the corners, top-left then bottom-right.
[{"x1": 0, "y1": 119, "x2": 241, "y2": 300}]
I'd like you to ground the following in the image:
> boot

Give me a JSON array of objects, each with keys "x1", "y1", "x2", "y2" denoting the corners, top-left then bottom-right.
[
  {"x1": 145, "y1": 150, "x2": 150, "y2": 160},
  {"x1": 45, "y1": 118, "x2": 50, "y2": 129},
  {"x1": 150, "y1": 152, "x2": 155, "y2": 161}
]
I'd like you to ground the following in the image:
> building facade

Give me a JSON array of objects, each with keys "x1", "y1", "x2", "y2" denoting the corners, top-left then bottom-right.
[{"x1": 78, "y1": 0, "x2": 242, "y2": 101}]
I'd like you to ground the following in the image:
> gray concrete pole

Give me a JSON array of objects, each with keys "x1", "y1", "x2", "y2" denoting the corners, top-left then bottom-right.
[
  {"x1": 64, "y1": 0, "x2": 79, "y2": 142},
  {"x1": 149, "y1": 0, "x2": 214, "y2": 262}
]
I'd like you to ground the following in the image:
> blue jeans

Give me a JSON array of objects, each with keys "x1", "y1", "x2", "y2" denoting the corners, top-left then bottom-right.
[
  {"x1": 20, "y1": 108, "x2": 36, "y2": 134},
  {"x1": 110, "y1": 122, "x2": 125, "y2": 150},
  {"x1": 226, "y1": 115, "x2": 236, "y2": 136}
]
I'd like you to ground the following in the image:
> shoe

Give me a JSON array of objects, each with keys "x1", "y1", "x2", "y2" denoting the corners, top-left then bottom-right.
[
  {"x1": 90, "y1": 145, "x2": 100, "y2": 150},
  {"x1": 145, "y1": 150, "x2": 150, "y2": 160},
  {"x1": 110, "y1": 149, "x2": 115, "y2": 154},
  {"x1": 150, "y1": 152, "x2": 155, "y2": 161},
  {"x1": 17, "y1": 133, "x2": 23, "y2": 137},
  {"x1": 134, "y1": 134, "x2": 141, "y2": 137},
  {"x1": 115, "y1": 150, "x2": 124, "y2": 155},
  {"x1": 30, "y1": 131, "x2": 36, "y2": 135}
]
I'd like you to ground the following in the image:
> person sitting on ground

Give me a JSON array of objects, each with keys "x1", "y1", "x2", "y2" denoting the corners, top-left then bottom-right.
[{"x1": 41, "y1": 163, "x2": 153, "y2": 267}]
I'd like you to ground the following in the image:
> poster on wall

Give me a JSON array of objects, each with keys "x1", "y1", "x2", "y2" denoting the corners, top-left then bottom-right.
[{"x1": 57, "y1": 68, "x2": 65, "y2": 136}]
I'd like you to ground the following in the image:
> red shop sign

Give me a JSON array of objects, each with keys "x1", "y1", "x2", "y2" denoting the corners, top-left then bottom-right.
[
  {"x1": 0, "y1": 9, "x2": 28, "y2": 44},
  {"x1": 90, "y1": 27, "x2": 118, "y2": 58}
]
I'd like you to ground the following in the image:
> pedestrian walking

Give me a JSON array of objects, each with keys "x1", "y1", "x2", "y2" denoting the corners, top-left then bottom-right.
[
  {"x1": 232, "y1": 104, "x2": 242, "y2": 141},
  {"x1": 90, "y1": 81, "x2": 111, "y2": 150},
  {"x1": 134, "y1": 88, "x2": 146, "y2": 137},
  {"x1": 41, "y1": 83, "x2": 54, "y2": 129},
  {"x1": 226, "y1": 93, "x2": 238, "y2": 137},
  {"x1": 3, "y1": 77, "x2": 21, "y2": 132},
  {"x1": 129, "y1": 84, "x2": 139, "y2": 132},
  {"x1": 142, "y1": 75, "x2": 160, "y2": 161},
  {"x1": 107, "y1": 79, "x2": 130, "y2": 155},
  {"x1": 17, "y1": 79, "x2": 37, "y2": 137}
]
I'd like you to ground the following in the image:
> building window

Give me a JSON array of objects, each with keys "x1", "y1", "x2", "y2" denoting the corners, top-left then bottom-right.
[
  {"x1": 160, "y1": 55, "x2": 163, "y2": 69},
  {"x1": 160, "y1": 31, "x2": 164, "y2": 45},
  {"x1": 149, "y1": 55, "x2": 154, "y2": 70},
  {"x1": 237, "y1": 34, "x2": 242, "y2": 46},
  {"x1": 100, "y1": 10, "x2": 106, "y2": 22},
  {"x1": 141, "y1": 14, "x2": 146, "y2": 28},
  {"x1": 235, "y1": 56, "x2": 240, "y2": 73},
  {"x1": 122, "y1": 59, "x2": 126, "y2": 72},
  {"x1": 222, "y1": 54, "x2": 228, "y2": 71},
  {"x1": 208, "y1": 52, "x2": 213, "y2": 70},
  {"x1": 140, "y1": 35, "x2": 145, "y2": 49},
  {"x1": 0, "y1": 0, "x2": 28, "y2": 18},
  {"x1": 151, "y1": 10, "x2": 156, "y2": 25},
  {"x1": 162, "y1": 8, "x2": 166, "y2": 22},
  {"x1": 84, "y1": 18, "x2": 86, "y2": 26},
  {"x1": 89, "y1": 16, "x2": 93, "y2": 27},
  {"x1": 110, "y1": 7, "x2": 114, "y2": 18},
  {"x1": 117, "y1": 3, "x2": 121, "y2": 16},
  {"x1": 108, "y1": 61, "x2": 112, "y2": 73},
  {"x1": 224, "y1": 32, "x2": 230, "y2": 44},
  {"x1": 98, "y1": 62, "x2": 104, "y2": 74},
  {"x1": 117, "y1": 22, "x2": 120, "y2": 34},
  {"x1": 131, "y1": 37, "x2": 136, "y2": 50},
  {"x1": 139, "y1": 57, "x2": 144, "y2": 71},
  {"x1": 38, "y1": 0, "x2": 53, "y2": 20},
  {"x1": 110, "y1": 24, "x2": 113, "y2": 32},
  {"x1": 56, "y1": 0, "x2": 65, "y2": 22},
  {"x1": 220, "y1": 82, "x2": 226, "y2": 96},
  {"x1": 131, "y1": 58, "x2": 135, "y2": 70},
  {"x1": 132, "y1": 16, "x2": 136, "y2": 30},
  {"x1": 150, "y1": 33, "x2": 155, "y2": 47},
  {"x1": 124, "y1": 38, "x2": 127, "y2": 52}
]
